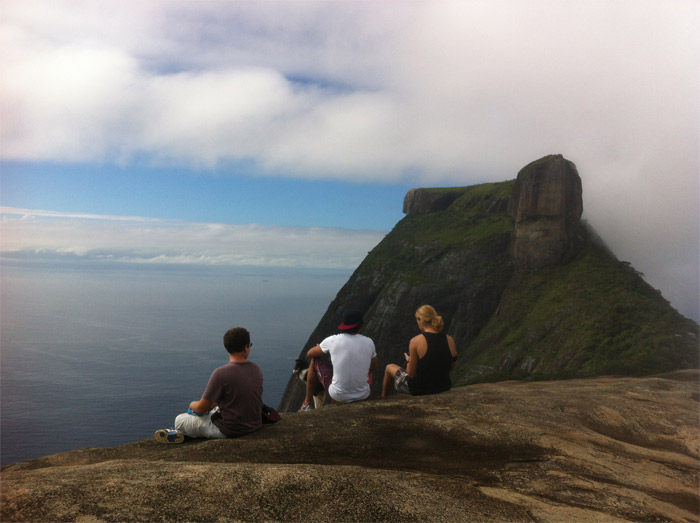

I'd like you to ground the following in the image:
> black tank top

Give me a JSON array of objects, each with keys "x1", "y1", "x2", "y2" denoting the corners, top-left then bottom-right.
[{"x1": 408, "y1": 332, "x2": 452, "y2": 395}]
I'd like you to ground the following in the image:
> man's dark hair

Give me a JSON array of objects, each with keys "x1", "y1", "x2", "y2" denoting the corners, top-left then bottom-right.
[{"x1": 223, "y1": 327, "x2": 250, "y2": 354}]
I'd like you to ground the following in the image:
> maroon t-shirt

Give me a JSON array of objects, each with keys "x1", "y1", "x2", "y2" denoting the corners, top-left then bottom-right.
[{"x1": 202, "y1": 360, "x2": 263, "y2": 437}]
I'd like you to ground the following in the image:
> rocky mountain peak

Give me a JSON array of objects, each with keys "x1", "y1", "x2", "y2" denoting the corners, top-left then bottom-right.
[
  {"x1": 508, "y1": 154, "x2": 584, "y2": 269},
  {"x1": 278, "y1": 154, "x2": 698, "y2": 412}
]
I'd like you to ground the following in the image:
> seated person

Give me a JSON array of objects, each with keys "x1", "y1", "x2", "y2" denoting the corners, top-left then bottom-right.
[
  {"x1": 381, "y1": 305, "x2": 458, "y2": 398},
  {"x1": 155, "y1": 327, "x2": 263, "y2": 443},
  {"x1": 299, "y1": 310, "x2": 378, "y2": 411}
]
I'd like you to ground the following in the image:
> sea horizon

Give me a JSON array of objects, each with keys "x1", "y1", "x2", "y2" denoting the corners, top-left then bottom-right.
[{"x1": 0, "y1": 261, "x2": 351, "y2": 465}]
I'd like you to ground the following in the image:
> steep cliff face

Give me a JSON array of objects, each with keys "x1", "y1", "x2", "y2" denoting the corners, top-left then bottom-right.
[
  {"x1": 279, "y1": 180, "x2": 515, "y2": 411},
  {"x1": 403, "y1": 187, "x2": 465, "y2": 214},
  {"x1": 508, "y1": 154, "x2": 583, "y2": 269},
  {"x1": 279, "y1": 155, "x2": 698, "y2": 412}
]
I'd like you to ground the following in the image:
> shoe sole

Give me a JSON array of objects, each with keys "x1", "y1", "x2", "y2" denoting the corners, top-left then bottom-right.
[{"x1": 154, "y1": 429, "x2": 185, "y2": 444}]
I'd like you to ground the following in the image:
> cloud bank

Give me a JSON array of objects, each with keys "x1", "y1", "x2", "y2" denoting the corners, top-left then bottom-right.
[
  {"x1": 3, "y1": 2, "x2": 697, "y2": 179},
  {"x1": 0, "y1": 207, "x2": 385, "y2": 270}
]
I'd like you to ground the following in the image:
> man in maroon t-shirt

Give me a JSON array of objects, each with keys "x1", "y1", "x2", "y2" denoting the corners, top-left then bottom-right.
[{"x1": 155, "y1": 327, "x2": 263, "y2": 443}]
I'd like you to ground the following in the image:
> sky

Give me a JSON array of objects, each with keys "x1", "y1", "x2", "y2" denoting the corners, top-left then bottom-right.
[{"x1": 0, "y1": 0, "x2": 698, "y2": 320}]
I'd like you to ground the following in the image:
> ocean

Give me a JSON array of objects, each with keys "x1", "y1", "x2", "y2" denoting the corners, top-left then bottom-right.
[{"x1": 0, "y1": 262, "x2": 350, "y2": 465}]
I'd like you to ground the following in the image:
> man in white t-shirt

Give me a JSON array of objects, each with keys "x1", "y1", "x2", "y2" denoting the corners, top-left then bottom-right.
[{"x1": 299, "y1": 310, "x2": 377, "y2": 411}]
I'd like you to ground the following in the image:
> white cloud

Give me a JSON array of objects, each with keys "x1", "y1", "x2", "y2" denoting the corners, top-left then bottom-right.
[
  {"x1": 0, "y1": 0, "x2": 697, "y2": 319},
  {"x1": 2, "y1": 1, "x2": 696, "y2": 178},
  {"x1": 0, "y1": 207, "x2": 385, "y2": 269}
]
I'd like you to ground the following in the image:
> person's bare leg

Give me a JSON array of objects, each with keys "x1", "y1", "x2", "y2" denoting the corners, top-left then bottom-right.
[
  {"x1": 303, "y1": 358, "x2": 318, "y2": 405},
  {"x1": 381, "y1": 364, "x2": 401, "y2": 398}
]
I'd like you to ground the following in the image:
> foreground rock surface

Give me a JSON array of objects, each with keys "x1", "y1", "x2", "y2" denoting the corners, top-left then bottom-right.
[{"x1": 2, "y1": 371, "x2": 698, "y2": 522}]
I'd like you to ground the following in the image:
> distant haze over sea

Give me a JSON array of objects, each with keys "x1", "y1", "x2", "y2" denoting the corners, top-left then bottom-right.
[{"x1": 0, "y1": 263, "x2": 349, "y2": 465}]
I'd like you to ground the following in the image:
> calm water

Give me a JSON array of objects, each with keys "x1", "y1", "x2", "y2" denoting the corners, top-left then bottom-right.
[{"x1": 0, "y1": 263, "x2": 349, "y2": 465}]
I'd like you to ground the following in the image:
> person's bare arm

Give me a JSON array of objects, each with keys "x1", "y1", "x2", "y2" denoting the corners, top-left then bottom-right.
[
  {"x1": 189, "y1": 397, "x2": 214, "y2": 414},
  {"x1": 307, "y1": 344, "x2": 323, "y2": 359},
  {"x1": 369, "y1": 356, "x2": 379, "y2": 372},
  {"x1": 406, "y1": 337, "x2": 421, "y2": 378},
  {"x1": 447, "y1": 335, "x2": 458, "y2": 370}
]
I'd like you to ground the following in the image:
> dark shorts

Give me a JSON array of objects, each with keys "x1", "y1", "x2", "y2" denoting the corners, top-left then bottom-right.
[{"x1": 394, "y1": 367, "x2": 411, "y2": 394}]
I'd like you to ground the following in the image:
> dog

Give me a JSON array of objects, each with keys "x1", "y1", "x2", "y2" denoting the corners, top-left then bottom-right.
[
  {"x1": 293, "y1": 358, "x2": 309, "y2": 382},
  {"x1": 292, "y1": 357, "x2": 326, "y2": 408}
]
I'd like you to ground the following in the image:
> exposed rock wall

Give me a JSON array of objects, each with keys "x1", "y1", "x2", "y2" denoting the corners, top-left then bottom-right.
[
  {"x1": 403, "y1": 188, "x2": 464, "y2": 214},
  {"x1": 508, "y1": 154, "x2": 583, "y2": 269}
]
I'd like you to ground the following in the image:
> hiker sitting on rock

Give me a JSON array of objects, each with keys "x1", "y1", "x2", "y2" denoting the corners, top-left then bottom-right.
[
  {"x1": 299, "y1": 310, "x2": 378, "y2": 411},
  {"x1": 155, "y1": 327, "x2": 264, "y2": 443},
  {"x1": 381, "y1": 305, "x2": 458, "y2": 398}
]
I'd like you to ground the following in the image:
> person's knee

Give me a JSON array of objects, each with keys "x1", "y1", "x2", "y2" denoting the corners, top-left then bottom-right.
[
  {"x1": 174, "y1": 413, "x2": 190, "y2": 433},
  {"x1": 385, "y1": 364, "x2": 399, "y2": 377}
]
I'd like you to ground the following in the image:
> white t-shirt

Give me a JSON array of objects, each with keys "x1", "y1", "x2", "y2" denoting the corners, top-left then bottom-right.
[{"x1": 320, "y1": 333, "x2": 376, "y2": 403}]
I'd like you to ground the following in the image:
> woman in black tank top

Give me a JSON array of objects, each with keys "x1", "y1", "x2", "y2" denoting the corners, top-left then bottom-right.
[
  {"x1": 408, "y1": 331, "x2": 453, "y2": 395},
  {"x1": 381, "y1": 305, "x2": 458, "y2": 398}
]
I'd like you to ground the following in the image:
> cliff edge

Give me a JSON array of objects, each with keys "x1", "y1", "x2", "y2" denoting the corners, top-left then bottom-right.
[{"x1": 2, "y1": 371, "x2": 698, "y2": 522}]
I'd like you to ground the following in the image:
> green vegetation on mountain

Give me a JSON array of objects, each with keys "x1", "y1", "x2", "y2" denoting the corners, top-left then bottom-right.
[
  {"x1": 456, "y1": 238, "x2": 699, "y2": 385},
  {"x1": 362, "y1": 181, "x2": 514, "y2": 282},
  {"x1": 280, "y1": 155, "x2": 698, "y2": 410}
]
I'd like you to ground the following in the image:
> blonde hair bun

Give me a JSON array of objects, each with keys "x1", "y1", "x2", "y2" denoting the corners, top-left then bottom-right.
[{"x1": 415, "y1": 304, "x2": 444, "y2": 332}]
